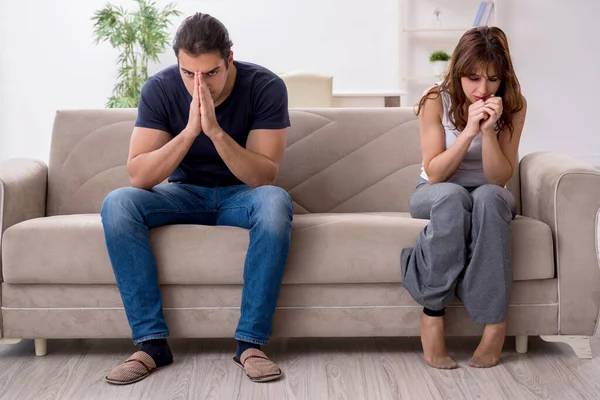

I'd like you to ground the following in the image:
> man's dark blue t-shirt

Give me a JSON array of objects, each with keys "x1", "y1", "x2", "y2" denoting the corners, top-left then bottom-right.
[{"x1": 135, "y1": 61, "x2": 290, "y2": 188}]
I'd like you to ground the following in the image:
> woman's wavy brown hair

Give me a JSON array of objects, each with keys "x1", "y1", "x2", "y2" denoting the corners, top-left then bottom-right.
[{"x1": 416, "y1": 26, "x2": 524, "y2": 133}]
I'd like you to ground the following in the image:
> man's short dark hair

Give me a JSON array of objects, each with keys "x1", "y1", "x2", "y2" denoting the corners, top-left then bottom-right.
[{"x1": 172, "y1": 13, "x2": 233, "y2": 60}]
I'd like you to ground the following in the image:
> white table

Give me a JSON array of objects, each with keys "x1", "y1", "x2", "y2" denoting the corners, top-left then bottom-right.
[{"x1": 332, "y1": 90, "x2": 407, "y2": 108}]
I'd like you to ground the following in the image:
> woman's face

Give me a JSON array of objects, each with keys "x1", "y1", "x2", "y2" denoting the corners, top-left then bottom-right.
[{"x1": 460, "y1": 65, "x2": 502, "y2": 104}]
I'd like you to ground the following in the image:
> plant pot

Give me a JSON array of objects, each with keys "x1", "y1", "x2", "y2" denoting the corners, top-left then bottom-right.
[{"x1": 431, "y1": 61, "x2": 449, "y2": 76}]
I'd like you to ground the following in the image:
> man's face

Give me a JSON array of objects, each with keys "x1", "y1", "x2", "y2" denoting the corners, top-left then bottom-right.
[{"x1": 177, "y1": 50, "x2": 233, "y2": 101}]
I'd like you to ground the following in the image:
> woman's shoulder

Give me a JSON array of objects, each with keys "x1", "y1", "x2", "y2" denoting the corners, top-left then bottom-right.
[
  {"x1": 510, "y1": 93, "x2": 527, "y2": 118},
  {"x1": 520, "y1": 93, "x2": 528, "y2": 109},
  {"x1": 421, "y1": 85, "x2": 444, "y2": 107},
  {"x1": 422, "y1": 84, "x2": 441, "y2": 96},
  {"x1": 510, "y1": 93, "x2": 528, "y2": 125},
  {"x1": 418, "y1": 85, "x2": 444, "y2": 122}
]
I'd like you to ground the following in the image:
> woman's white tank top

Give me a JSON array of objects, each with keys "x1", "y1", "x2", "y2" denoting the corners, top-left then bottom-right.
[{"x1": 420, "y1": 89, "x2": 498, "y2": 187}]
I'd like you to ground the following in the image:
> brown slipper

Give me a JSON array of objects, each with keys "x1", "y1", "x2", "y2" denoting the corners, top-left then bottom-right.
[
  {"x1": 105, "y1": 351, "x2": 166, "y2": 385},
  {"x1": 233, "y1": 348, "x2": 283, "y2": 382}
]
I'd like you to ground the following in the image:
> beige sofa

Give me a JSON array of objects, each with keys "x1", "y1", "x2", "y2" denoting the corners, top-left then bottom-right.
[{"x1": 1, "y1": 108, "x2": 599, "y2": 358}]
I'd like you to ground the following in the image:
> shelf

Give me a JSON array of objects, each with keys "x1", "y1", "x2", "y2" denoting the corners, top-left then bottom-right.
[
  {"x1": 400, "y1": 0, "x2": 498, "y2": 100},
  {"x1": 403, "y1": 27, "x2": 472, "y2": 33},
  {"x1": 333, "y1": 90, "x2": 407, "y2": 97}
]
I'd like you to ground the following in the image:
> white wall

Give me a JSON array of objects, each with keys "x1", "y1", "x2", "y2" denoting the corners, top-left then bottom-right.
[
  {"x1": 400, "y1": 0, "x2": 600, "y2": 165},
  {"x1": 499, "y1": 1, "x2": 600, "y2": 165},
  {"x1": 0, "y1": 0, "x2": 599, "y2": 165},
  {"x1": 0, "y1": 0, "x2": 399, "y2": 162},
  {"x1": 0, "y1": 0, "x2": 119, "y2": 162}
]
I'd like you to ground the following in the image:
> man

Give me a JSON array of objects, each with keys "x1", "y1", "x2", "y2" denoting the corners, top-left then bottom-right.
[{"x1": 101, "y1": 12, "x2": 292, "y2": 385}]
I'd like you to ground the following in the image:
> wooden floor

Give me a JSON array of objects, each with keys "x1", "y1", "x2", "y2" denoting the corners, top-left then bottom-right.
[{"x1": 0, "y1": 335, "x2": 599, "y2": 400}]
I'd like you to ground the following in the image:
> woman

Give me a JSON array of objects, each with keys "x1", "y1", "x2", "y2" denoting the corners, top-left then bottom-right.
[{"x1": 401, "y1": 26, "x2": 527, "y2": 369}]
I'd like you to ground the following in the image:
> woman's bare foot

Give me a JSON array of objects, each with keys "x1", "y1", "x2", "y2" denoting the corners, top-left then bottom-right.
[
  {"x1": 470, "y1": 322, "x2": 506, "y2": 368},
  {"x1": 420, "y1": 314, "x2": 458, "y2": 369}
]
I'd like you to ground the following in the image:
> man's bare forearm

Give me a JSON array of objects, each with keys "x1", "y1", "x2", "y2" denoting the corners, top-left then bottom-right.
[
  {"x1": 211, "y1": 129, "x2": 277, "y2": 188},
  {"x1": 128, "y1": 129, "x2": 197, "y2": 189}
]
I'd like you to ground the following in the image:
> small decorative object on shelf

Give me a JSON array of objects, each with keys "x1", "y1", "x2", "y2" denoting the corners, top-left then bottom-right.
[
  {"x1": 433, "y1": 7, "x2": 443, "y2": 28},
  {"x1": 430, "y1": 50, "x2": 451, "y2": 76},
  {"x1": 399, "y1": 0, "x2": 498, "y2": 102},
  {"x1": 473, "y1": 1, "x2": 495, "y2": 26}
]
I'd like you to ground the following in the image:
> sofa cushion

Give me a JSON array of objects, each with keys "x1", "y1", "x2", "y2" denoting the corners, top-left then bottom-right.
[
  {"x1": 2, "y1": 213, "x2": 554, "y2": 285},
  {"x1": 46, "y1": 109, "x2": 522, "y2": 216}
]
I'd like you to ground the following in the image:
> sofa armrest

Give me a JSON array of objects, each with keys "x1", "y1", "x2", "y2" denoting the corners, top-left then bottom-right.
[
  {"x1": 0, "y1": 158, "x2": 48, "y2": 279},
  {"x1": 520, "y1": 151, "x2": 600, "y2": 335}
]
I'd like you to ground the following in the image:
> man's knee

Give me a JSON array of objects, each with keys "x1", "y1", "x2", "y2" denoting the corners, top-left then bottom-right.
[
  {"x1": 253, "y1": 185, "x2": 293, "y2": 214},
  {"x1": 251, "y1": 185, "x2": 293, "y2": 231},
  {"x1": 101, "y1": 187, "x2": 144, "y2": 220}
]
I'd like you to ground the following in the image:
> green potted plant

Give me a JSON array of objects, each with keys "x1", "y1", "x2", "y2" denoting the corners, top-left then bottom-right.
[
  {"x1": 92, "y1": 0, "x2": 182, "y2": 108},
  {"x1": 429, "y1": 50, "x2": 451, "y2": 76}
]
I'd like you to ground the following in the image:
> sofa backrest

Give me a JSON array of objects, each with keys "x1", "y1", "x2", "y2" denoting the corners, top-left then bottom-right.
[{"x1": 46, "y1": 108, "x2": 520, "y2": 216}]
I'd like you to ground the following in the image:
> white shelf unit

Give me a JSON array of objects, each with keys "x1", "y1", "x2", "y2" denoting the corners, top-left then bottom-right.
[
  {"x1": 403, "y1": 27, "x2": 474, "y2": 32},
  {"x1": 398, "y1": 0, "x2": 498, "y2": 105}
]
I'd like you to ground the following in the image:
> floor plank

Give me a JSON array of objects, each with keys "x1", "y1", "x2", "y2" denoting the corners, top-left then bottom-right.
[{"x1": 0, "y1": 335, "x2": 598, "y2": 400}]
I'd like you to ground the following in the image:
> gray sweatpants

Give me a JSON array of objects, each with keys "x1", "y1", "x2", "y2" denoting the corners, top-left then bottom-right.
[{"x1": 401, "y1": 180, "x2": 516, "y2": 324}]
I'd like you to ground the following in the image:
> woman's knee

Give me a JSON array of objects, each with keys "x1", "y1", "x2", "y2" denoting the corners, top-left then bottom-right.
[
  {"x1": 431, "y1": 183, "x2": 473, "y2": 210},
  {"x1": 472, "y1": 184, "x2": 515, "y2": 213},
  {"x1": 409, "y1": 182, "x2": 472, "y2": 218}
]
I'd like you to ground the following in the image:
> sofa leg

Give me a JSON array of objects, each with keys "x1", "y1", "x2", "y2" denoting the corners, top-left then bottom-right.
[
  {"x1": 0, "y1": 338, "x2": 23, "y2": 345},
  {"x1": 34, "y1": 339, "x2": 47, "y2": 356},
  {"x1": 515, "y1": 335, "x2": 528, "y2": 353},
  {"x1": 540, "y1": 335, "x2": 592, "y2": 359}
]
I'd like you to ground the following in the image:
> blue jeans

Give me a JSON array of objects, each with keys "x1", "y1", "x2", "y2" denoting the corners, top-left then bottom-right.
[{"x1": 100, "y1": 183, "x2": 293, "y2": 345}]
